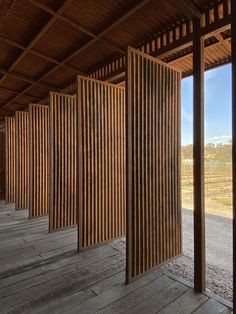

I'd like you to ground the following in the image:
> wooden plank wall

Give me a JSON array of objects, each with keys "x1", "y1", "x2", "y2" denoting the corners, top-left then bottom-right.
[
  {"x1": 126, "y1": 47, "x2": 182, "y2": 283},
  {"x1": 49, "y1": 92, "x2": 77, "y2": 232},
  {"x1": 15, "y1": 111, "x2": 29, "y2": 209},
  {"x1": 0, "y1": 123, "x2": 5, "y2": 200},
  {"x1": 5, "y1": 117, "x2": 16, "y2": 203},
  {"x1": 29, "y1": 104, "x2": 49, "y2": 218},
  {"x1": 77, "y1": 76, "x2": 125, "y2": 251}
]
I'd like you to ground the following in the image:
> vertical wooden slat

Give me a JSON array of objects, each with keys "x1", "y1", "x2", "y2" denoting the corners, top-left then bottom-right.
[
  {"x1": 193, "y1": 18, "x2": 206, "y2": 293},
  {"x1": 5, "y1": 117, "x2": 15, "y2": 203},
  {"x1": 231, "y1": 0, "x2": 236, "y2": 311},
  {"x1": 126, "y1": 47, "x2": 181, "y2": 283},
  {"x1": 49, "y1": 92, "x2": 77, "y2": 232},
  {"x1": 15, "y1": 111, "x2": 29, "y2": 210},
  {"x1": 0, "y1": 123, "x2": 5, "y2": 200},
  {"x1": 29, "y1": 104, "x2": 49, "y2": 218},
  {"x1": 77, "y1": 75, "x2": 125, "y2": 251}
]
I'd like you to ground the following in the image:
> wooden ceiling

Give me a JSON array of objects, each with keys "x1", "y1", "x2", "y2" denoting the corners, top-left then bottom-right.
[{"x1": 0, "y1": 0, "x2": 232, "y2": 119}]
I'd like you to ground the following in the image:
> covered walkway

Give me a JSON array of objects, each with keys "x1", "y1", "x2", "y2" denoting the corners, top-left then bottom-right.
[{"x1": 0, "y1": 202, "x2": 232, "y2": 314}]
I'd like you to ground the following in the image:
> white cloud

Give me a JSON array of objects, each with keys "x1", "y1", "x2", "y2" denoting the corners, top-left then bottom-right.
[{"x1": 207, "y1": 135, "x2": 231, "y2": 143}]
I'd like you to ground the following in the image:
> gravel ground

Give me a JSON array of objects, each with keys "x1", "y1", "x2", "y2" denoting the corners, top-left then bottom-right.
[
  {"x1": 164, "y1": 255, "x2": 232, "y2": 302},
  {"x1": 114, "y1": 209, "x2": 233, "y2": 303}
]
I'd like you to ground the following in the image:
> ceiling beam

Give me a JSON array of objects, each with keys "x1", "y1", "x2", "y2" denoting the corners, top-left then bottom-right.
[
  {"x1": 99, "y1": 32, "x2": 231, "y2": 84},
  {"x1": 0, "y1": 0, "x2": 75, "y2": 86},
  {"x1": 26, "y1": 0, "x2": 125, "y2": 54},
  {"x1": 1, "y1": 0, "x2": 151, "y2": 110},
  {"x1": 0, "y1": 0, "x2": 14, "y2": 28},
  {"x1": 0, "y1": 34, "x2": 87, "y2": 74},
  {"x1": 0, "y1": 86, "x2": 41, "y2": 100},
  {"x1": 36, "y1": 0, "x2": 152, "y2": 83},
  {"x1": 0, "y1": 67, "x2": 59, "y2": 91},
  {"x1": 214, "y1": 32, "x2": 231, "y2": 52}
]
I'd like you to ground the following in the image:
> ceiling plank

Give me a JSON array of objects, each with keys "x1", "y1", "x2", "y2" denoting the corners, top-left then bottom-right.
[
  {"x1": 0, "y1": 67, "x2": 59, "y2": 91},
  {"x1": 0, "y1": 86, "x2": 41, "y2": 100},
  {"x1": 26, "y1": 0, "x2": 125, "y2": 54},
  {"x1": 168, "y1": 0, "x2": 202, "y2": 19},
  {"x1": 0, "y1": 0, "x2": 75, "y2": 86},
  {"x1": 37, "y1": 0, "x2": 152, "y2": 83},
  {"x1": 0, "y1": 34, "x2": 86, "y2": 74},
  {"x1": 1, "y1": 0, "x2": 152, "y2": 110}
]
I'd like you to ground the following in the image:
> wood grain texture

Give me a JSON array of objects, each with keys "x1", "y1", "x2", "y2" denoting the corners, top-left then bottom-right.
[
  {"x1": 15, "y1": 111, "x2": 29, "y2": 209},
  {"x1": 0, "y1": 123, "x2": 5, "y2": 199},
  {"x1": 126, "y1": 47, "x2": 182, "y2": 283},
  {"x1": 77, "y1": 76, "x2": 125, "y2": 251},
  {"x1": 49, "y1": 92, "x2": 77, "y2": 232},
  {"x1": 5, "y1": 117, "x2": 16, "y2": 203},
  {"x1": 29, "y1": 104, "x2": 49, "y2": 218}
]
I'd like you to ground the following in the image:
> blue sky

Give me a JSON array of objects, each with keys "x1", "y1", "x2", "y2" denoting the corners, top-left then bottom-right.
[{"x1": 181, "y1": 64, "x2": 232, "y2": 146}]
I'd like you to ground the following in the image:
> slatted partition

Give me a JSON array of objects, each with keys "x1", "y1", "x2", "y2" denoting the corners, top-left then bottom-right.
[
  {"x1": 77, "y1": 76, "x2": 125, "y2": 251},
  {"x1": 0, "y1": 123, "x2": 5, "y2": 200},
  {"x1": 49, "y1": 92, "x2": 77, "y2": 232},
  {"x1": 126, "y1": 47, "x2": 182, "y2": 282},
  {"x1": 5, "y1": 117, "x2": 16, "y2": 203},
  {"x1": 15, "y1": 111, "x2": 29, "y2": 209},
  {"x1": 29, "y1": 104, "x2": 49, "y2": 218}
]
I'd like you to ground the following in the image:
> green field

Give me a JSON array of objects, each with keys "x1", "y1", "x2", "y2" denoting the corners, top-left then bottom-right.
[{"x1": 182, "y1": 144, "x2": 232, "y2": 218}]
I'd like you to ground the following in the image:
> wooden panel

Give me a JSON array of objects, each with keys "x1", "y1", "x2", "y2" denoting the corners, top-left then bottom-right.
[
  {"x1": 77, "y1": 76, "x2": 125, "y2": 250},
  {"x1": 49, "y1": 92, "x2": 77, "y2": 232},
  {"x1": 29, "y1": 104, "x2": 49, "y2": 218},
  {"x1": 193, "y1": 18, "x2": 205, "y2": 293},
  {"x1": 15, "y1": 111, "x2": 29, "y2": 209},
  {"x1": 231, "y1": 0, "x2": 236, "y2": 311},
  {"x1": 0, "y1": 123, "x2": 5, "y2": 200},
  {"x1": 126, "y1": 47, "x2": 182, "y2": 283},
  {"x1": 5, "y1": 117, "x2": 16, "y2": 203}
]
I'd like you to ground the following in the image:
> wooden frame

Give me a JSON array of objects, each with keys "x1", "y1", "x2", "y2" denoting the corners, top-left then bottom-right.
[
  {"x1": 126, "y1": 47, "x2": 182, "y2": 283},
  {"x1": 232, "y1": 0, "x2": 236, "y2": 311},
  {"x1": 0, "y1": 123, "x2": 5, "y2": 200},
  {"x1": 15, "y1": 111, "x2": 29, "y2": 210},
  {"x1": 29, "y1": 104, "x2": 49, "y2": 218},
  {"x1": 193, "y1": 18, "x2": 206, "y2": 293},
  {"x1": 77, "y1": 75, "x2": 126, "y2": 251},
  {"x1": 5, "y1": 117, "x2": 16, "y2": 203},
  {"x1": 49, "y1": 92, "x2": 77, "y2": 232}
]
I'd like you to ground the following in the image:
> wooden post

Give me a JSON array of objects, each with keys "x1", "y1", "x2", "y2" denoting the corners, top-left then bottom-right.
[
  {"x1": 232, "y1": 0, "x2": 236, "y2": 311},
  {"x1": 193, "y1": 18, "x2": 205, "y2": 293}
]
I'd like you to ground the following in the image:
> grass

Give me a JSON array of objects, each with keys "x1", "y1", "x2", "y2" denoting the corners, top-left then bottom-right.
[{"x1": 182, "y1": 161, "x2": 232, "y2": 219}]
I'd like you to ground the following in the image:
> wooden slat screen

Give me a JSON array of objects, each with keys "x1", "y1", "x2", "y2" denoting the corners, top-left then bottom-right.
[
  {"x1": 29, "y1": 104, "x2": 49, "y2": 218},
  {"x1": 5, "y1": 117, "x2": 16, "y2": 203},
  {"x1": 77, "y1": 76, "x2": 125, "y2": 251},
  {"x1": 49, "y1": 92, "x2": 77, "y2": 232},
  {"x1": 126, "y1": 47, "x2": 182, "y2": 282},
  {"x1": 15, "y1": 111, "x2": 29, "y2": 209},
  {"x1": 0, "y1": 123, "x2": 5, "y2": 200}
]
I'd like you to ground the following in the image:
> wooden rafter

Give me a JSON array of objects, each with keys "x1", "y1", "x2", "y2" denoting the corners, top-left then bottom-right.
[
  {"x1": 0, "y1": 0, "x2": 14, "y2": 27},
  {"x1": 0, "y1": 0, "x2": 75, "y2": 86},
  {"x1": 0, "y1": 66, "x2": 58, "y2": 91},
  {"x1": 89, "y1": 1, "x2": 231, "y2": 83},
  {"x1": 0, "y1": 34, "x2": 87, "y2": 74},
  {"x1": 25, "y1": 0, "x2": 125, "y2": 54},
  {"x1": 0, "y1": 0, "x2": 152, "y2": 110},
  {"x1": 0, "y1": 86, "x2": 41, "y2": 100}
]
